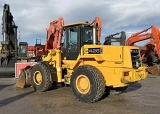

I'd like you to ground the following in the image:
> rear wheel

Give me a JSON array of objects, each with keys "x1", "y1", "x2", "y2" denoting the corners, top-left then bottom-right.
[
  {"x1": 31, "y1": 62, "x2": 53, "y2": 92},
  {"x1": 71, "y1": 65, "x2": 106, "y2": 103}
]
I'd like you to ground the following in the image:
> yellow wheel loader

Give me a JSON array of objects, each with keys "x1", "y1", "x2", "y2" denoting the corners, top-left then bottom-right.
[{"x1": 16, "y1": 17, "x2": 148, "y2": 103}]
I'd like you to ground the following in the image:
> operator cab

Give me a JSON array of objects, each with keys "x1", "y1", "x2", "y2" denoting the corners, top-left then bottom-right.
[
  {"x1": 62, "y1": 23, "x2": 97, "y2": 60},
  {"x1": 18, "y1": 42, "x2": 28, "y2": 59}
]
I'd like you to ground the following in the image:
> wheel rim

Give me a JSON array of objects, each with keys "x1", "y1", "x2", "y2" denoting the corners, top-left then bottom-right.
[
  {"x1": 76, "y1": 75, "x2": 90, "y2": 94},
  {"x1": 33, "y1": 71, "x2": 42, "y2": 85}
]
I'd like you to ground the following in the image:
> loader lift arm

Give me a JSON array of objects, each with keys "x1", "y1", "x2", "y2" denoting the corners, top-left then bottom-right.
[
  {"x1": 90, "y1": 17, "x2": 102, "y2": 42},
  {"x1": 45, "y1": 17, "x2": 64, "y2": 50}
]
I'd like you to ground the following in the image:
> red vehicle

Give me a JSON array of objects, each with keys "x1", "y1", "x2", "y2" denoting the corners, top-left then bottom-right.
[
  {"x1": 27, "y1": 46, "x2": 35, "y2": 57},
  {"x1": 27, "y1": 39, "x2": 45, "y2": 61}
]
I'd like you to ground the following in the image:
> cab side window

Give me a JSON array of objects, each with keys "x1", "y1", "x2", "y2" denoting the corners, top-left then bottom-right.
[{"x1": 83, "y1": 27, "x2": 93, "y2": 44}]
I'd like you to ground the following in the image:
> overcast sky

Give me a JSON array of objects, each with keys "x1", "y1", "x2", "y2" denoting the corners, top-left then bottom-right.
[{"x1": 0, "y1": 0, "x2": 160, "y2": 45}]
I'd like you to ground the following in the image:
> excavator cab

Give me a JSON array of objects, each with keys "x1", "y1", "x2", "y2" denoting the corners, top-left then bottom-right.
[
  {"x1": 18, "y1": 42, "x2": 28, "y2": 59},
  {"x1": 62, "y1": 23, "x2": 96, "y2": 60}
]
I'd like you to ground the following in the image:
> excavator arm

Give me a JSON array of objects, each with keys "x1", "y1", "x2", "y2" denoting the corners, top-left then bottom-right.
[
  {"x1": 126, "y1": 25, "x2": 160, "y2": 46},
  {"x1": 126, "y1": 26, "x2": 151, "y2": 46},
  {"x1": 1, "y1": 4, "x2": 18, "y2": 57},
  {"x1": 126, "y1": 25, "x2": 160, "y2": 58}
]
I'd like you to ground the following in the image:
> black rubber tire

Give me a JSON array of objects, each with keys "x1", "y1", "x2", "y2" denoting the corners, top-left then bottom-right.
[
  {"x1": 70, "y1": 65, "x2": 106, "y2": 103},
  {"x1": 31, "y1": 62, "x2": 53, "y2": 92},
  {"x1": 41, "y1": 61, "x2": 57, "y2": 82}
]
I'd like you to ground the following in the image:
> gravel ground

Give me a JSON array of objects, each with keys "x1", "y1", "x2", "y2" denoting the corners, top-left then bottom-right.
[{"x1": 0, "y1": 74, "x2": 160, "y2": 114}]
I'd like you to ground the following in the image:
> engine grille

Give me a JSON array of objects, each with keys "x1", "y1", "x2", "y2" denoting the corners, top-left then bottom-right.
[{"x1": 130, "y1": 49, "x2": 141, "y2": 68}]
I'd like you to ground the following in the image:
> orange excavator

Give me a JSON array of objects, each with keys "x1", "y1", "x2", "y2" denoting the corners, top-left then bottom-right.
[
  {"x1": 125, "y1": 25, "x2": 160, "y2": 75},
  {"x1": 126, "y1": 25, "x2": 160, "y2": 61}
]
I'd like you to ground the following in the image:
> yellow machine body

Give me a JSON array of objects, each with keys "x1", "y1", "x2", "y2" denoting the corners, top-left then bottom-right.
[
  {"x1": 18, "y1": 20, "x2": 148, "y2": 103},
  {"x1": 42, "y1": 44, "x2": 148, "y2": 88}
]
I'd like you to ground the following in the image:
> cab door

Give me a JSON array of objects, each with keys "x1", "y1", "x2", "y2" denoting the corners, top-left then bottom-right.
[{"x1": 65, "y1": 27, "x2": 81, "y2": 60}]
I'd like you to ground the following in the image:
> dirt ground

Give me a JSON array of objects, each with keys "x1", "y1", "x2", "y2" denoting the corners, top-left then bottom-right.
[{"x1": 0, "y1": 74, "x2": 160, "y2": 114}]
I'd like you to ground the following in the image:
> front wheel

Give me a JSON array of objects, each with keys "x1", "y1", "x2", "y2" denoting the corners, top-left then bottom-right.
[
  {"x1": 31, "y1": 62, "x2": 53, "y2": 92},
  {"x1": 70, "y1": 65, "x2": 106, "y2": 103}
]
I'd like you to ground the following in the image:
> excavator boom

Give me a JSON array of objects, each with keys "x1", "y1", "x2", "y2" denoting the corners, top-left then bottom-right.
[
  {"x1": 126, "y1": 26, "x2": 160, "y2": 46},
  {"x1": 126, "y1": 34, "x2": 152, "y2": 46},
  {"x1": 0, "y1": 4, "x2": 28, "y2": 76},
  {"x1": 126, "y1": 25, "x2": 160, "y2": 57}
]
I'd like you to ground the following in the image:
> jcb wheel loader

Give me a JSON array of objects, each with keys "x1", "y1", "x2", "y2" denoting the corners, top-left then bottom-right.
[{"x1": 16, "y1": 17, "x2": 148, "y2": 103}]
